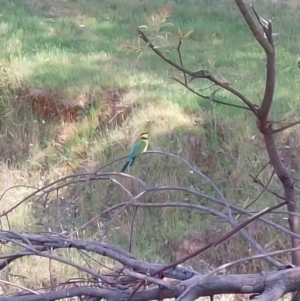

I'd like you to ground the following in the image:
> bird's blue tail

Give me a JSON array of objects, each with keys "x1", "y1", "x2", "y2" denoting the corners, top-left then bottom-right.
[{"x1": 121, "y1": 159, "x2": 133, "y2": 172}]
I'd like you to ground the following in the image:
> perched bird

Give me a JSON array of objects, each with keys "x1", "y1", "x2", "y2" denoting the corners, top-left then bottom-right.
[{"x1": 121, "y1": 131, "x2": 149, "y2": 172}]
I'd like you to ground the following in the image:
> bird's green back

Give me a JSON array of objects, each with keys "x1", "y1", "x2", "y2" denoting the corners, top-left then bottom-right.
[{"x1": 130, "y1": 137, "x2": 148, "y2": 158}]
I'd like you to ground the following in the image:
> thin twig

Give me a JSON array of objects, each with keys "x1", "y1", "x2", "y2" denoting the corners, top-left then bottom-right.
[
  {"x1": 129, "y1": 207, "x2": 138, "y2": 253},
  {"x1": 68, "y1": 156, "x2": 127, "y2": 204},
  {"x1": 0, "y1": 234, "x2": 112, "y2": 283},
  {"x1": 249, "y1": 174, "x2": 285, "y2": 200},
  {"x1": 245, "y1": 170, "x2": 275, "y2": 209},
  {"x1": 207, "y1": 245, "x2": 300, "y2": 277},
  {"x1": 0, "y1": 185, "x2": 42, "y2": 202},
  {"x1": 172, "y1": 77, "x2": 251, "y2": 111},
  {"x1": 253, "y1": 161, "x2": 270, "y2": 180},
  {"x1": 272, "y1": 120, "x2": 300, "y2": 134},
  {"x1": 0, "y1": 279, "x2": 39, "y2": 295},
  {"x1": 176, "y1": 40, "x2": 187, "y2": 85},
  {"x1": 137, "y1": 28, "x2": 257, "y2": 115}
]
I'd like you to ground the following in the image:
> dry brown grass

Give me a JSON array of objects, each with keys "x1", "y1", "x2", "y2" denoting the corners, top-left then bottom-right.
[{"x1": 97, "y1": 86, "x2": 138, "y2": 132}]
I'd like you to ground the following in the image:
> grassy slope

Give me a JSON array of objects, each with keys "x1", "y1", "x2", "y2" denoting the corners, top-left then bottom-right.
[{"x1": 0, "y1": 0, "x2": 300, "y2": 290}]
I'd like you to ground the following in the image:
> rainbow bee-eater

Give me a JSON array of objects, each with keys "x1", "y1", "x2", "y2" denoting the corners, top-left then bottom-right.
[{"x1": 121, "y1": 131, "x2": 149, "y2": 172}]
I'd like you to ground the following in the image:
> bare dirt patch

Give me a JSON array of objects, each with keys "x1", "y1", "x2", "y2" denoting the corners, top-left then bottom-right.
[
  {"x1": 15, "y1": 85, "x2": 136, "y2": 145},
  {"x1": 17, "y1": 87, "x2": 93, "y2": 123}
]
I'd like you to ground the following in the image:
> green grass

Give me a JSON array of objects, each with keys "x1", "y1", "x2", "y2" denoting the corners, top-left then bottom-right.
[{"x1": 0, "y1": 0, "x2": 300, "y2": 289}]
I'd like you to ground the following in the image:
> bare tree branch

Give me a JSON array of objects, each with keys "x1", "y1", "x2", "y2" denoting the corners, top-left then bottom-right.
[
  {"x1": 2, "y1": 254, "x2": 300, "y2": 301},
  {"x1": 272, "y1": 120, "x2": 300, "y2": 134},
  {"x1": 136, "y1": 0, "x2": 300, "y2": 273},
  {"x1": 137, "y1": 28, "x2": 258, "y2": 115},
  {"x1": 234, "y1": 2, "x2": 273, "y2": 54},
  {"x1": 0, "y1": 287, "x2": 115, "y2": 301},
  {"x1": 245, "y1": 170, "x2": 275, "y2": 209},
  {"x1": 231, "y1": 4, "x2": 300, "y2": 265},
  {"x1": 0, "y1": 279, "x2": 39, "y2": 295},
  {"x1": 2, "y1": 1, "x2": 300, "y2": 300},
  {"x1": 249, "y1": 173, "x2": 284, "y2": 200},
  {"x1": 123, "y1": 268, "x2": 171, "y2": 289},
  {"x1": 0, "y1": 231, "x2": 196, "y2": 281},
  {"x1": 176, "y1": 40, "x2": 187, "y2": 85},
  {"x1": 94, "y1": 199, "x2": 300, "y2": 241},
  {"x1": 234, "y1": 1, "x2": 275, "y2": 122},
  {"x1": 208, "y1": 246, "x2": 300, "y2": 277},
  {"x1": 1, "y1": 230, "x2": 300, "y2": 301},
  {"x1": 172, "y1": 77, "x2": 251, "y2": 111}
]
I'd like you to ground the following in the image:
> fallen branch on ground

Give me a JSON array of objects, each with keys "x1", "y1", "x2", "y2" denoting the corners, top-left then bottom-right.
[{"x1": 0, "y1": 230, "x2": 299, "y2": 301}]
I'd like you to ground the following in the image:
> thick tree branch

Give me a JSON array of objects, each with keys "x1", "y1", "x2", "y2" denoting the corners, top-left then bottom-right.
[
  {"x1": 234, "y1": 1, "x2": 273, "y2": 54},
  {"x1": 263, "y1": 132, "x2": 300, "y2": 265},
  {"x1": 0, "y1": 231, "x2": 197, "y2": 281},
  {"x1": 176, "y1": 270, "x2": 293, "y2": 301},
  {"x1": 1, "y1": 230, "x2": 300, "y2": 301},
  {"x1": 2, "y1": 263, "x2": 300, "y2": 301},
  {"x1": 234, "y1": 1, "x2": 275, "y2": 121},
  {"x1": 135, "y1": 1, "x2": 300, "y2": 274}
]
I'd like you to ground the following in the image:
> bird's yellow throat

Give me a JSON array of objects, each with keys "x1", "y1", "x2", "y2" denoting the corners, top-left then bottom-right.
[{"x1": 140, "y1": 132, "x2": 149, "y2": 139}]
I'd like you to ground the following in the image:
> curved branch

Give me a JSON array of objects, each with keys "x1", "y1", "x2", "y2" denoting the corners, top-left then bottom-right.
[
  {"x1": 137, "y1": 28, "x2": 257, "y2": 115},
  {"x1": 172, "y1": 77, "x2": 251, "y2": 111},
  {"x1": 234, "y1": 1, "x2": 275, "y2": 121},
  {"x1": 234, "y1": 1, "x2": 273, "y2": 54},
  {"x1": 0, "y1": 230, "x2": 197, "y2": 281}
]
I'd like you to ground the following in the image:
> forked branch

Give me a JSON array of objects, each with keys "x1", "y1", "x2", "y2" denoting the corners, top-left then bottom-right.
[
  {"x1": 136, "y1": 28, "x2": 258, "y2": 115},
  {"x1": 234, "y1": 0, "x2": 275, "y2": 122},
  {"x1": 234, "y1": 0, "x2": 300, "y2": 267},
  {"x1": 136, "y1": 0, "x2": 300, "y2": 271}
]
